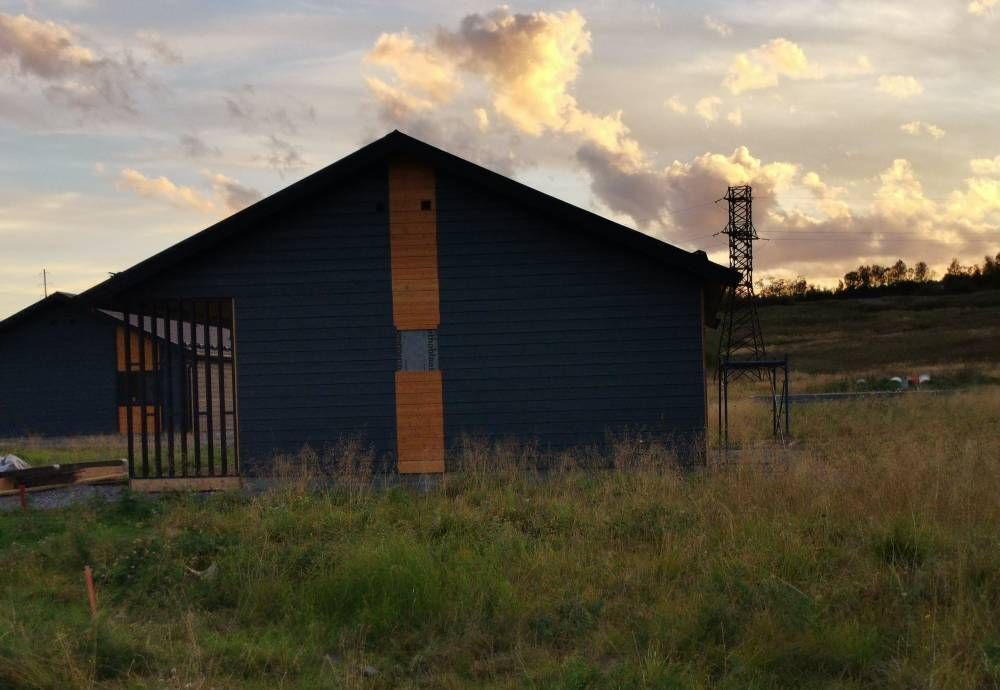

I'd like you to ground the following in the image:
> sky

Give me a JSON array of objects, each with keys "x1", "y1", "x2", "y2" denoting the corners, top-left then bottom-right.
[{"x1": 1, "y1": 0, "x2": 998, "y2": 318}]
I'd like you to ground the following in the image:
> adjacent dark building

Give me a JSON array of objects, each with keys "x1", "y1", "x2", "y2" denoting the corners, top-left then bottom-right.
[
  {"x1": 65, "y1": 130, "x2": 737, "y2": 479},
  {"x1": 0, "y1": 292, "x2": 119, "y2": 437}
]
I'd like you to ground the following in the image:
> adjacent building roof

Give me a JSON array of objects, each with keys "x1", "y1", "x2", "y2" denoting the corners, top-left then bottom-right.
[
  {"x1": 78, "y1": 130, "x2": 738, "y2": 306},
  {"x1": 0, "y1": 292, "x2": 78, "y2": 335}
]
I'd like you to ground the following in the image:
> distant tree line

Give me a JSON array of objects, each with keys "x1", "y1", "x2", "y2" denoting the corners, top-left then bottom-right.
[{"x1": 755, "y1": 253, "x2": 1000, "y2": 303}]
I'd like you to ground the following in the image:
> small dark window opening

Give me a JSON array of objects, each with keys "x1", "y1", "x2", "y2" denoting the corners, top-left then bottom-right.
[
  {"x1": 397, "y1": 330, "x2": 439, "y2": 371},
  {"x1": 420, "y1": 199, "x2": 432, "y2": 211}
]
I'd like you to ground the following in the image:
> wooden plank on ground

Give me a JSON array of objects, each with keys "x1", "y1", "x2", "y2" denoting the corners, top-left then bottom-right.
[
  {"x1": 129, "y1": 477, "x2": 242, "y2": 493},
  {"x1": 0, "y1": 460, "x2": 128, "y2": 495}
]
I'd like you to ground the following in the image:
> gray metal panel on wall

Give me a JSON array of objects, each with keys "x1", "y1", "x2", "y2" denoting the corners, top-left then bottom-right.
[
  {"x1": 435, "y1": 171, "x2": 707, "y2": 453},
  {"x1": 0, "y1": 303, "x2": 118, "y2": 436},
  {"x1": 119, "y1": 171, "x2": 397, "y2": 472}
]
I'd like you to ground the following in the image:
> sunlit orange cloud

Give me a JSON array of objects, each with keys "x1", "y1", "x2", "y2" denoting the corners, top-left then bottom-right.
[
  {"x1": 117, "y1": 169, "x2": 260, "y2": 215},
  {"x1": 364, "y1": 7, "x2": 645, "y2": 171},
  {"x1": 0, "y1": 12, "x2": 146, "y2": 111},
  {"x1": 361, "y1": 6, "x2": 998, "y2": 286}
]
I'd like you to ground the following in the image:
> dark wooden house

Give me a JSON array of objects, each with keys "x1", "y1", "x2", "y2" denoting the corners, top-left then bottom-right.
[
  {"x1": 77, "y1": 131, "x2": 736, "y2": 484},
  {"x1": 0, "y1": 292, "x2": 119, "y2": 437},
  {"x1": 0, "y1": 293, "x2": 229, "y2": 441}
]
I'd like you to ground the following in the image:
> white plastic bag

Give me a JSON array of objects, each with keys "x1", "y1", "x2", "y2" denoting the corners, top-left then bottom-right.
[{"x1": 0, "y1": 454, "x2": 30, "y2": 473}]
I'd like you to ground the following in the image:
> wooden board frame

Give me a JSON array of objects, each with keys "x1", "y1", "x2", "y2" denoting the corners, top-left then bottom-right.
[{"x1": 129, "y1": 477, "x2": 242, "y2": 493}]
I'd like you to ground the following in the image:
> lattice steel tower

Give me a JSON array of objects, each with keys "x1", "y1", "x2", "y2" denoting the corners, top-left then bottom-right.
[{"x1": 717, "y1": 185, "x2": 766, "y2": 375}]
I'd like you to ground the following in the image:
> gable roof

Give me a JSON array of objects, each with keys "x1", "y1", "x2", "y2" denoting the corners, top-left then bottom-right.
[
  {"x1": 0, "y1": 292, "x2": 78, "y2": 335},
  {"x1": 79, "y1": 130, "x2": 737, "y2": 305}
]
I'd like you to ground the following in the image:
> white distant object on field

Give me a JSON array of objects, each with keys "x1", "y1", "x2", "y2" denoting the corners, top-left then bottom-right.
[
  {"x1": 0, "y1": 454, "x2": 30, "y2": 473},
  {"x1": 889, "y1": 376, "x2": 908, "y2": 389},
  {"x1": 855, "y1": 378, "x2": 867, "y2": 386},
  {"x1": 919, "y1": 374, "x2": 931, "y2": 384}
]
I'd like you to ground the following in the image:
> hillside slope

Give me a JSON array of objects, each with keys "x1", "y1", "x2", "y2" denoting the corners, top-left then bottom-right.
[{"x1": 708, "y1": 290, "x2": 1000, "y2": 389}]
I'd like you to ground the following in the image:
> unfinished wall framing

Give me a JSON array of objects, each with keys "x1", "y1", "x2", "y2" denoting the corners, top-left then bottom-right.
[{"x1": 115, "y1": 299, "x2": 240, "y2": 489}]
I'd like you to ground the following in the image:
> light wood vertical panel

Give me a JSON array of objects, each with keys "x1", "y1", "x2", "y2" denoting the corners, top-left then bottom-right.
[
  {"x1": 394, "y1": 371, "x2": 444, "y2": 473},
  {"x1": 389, "y1": 159, "x2": 440, "y2": 330},
  {"x1": 116, "y1": 326, "x2": 155, "y2": 372},
  {"x1": 389, "y1": 159, "x2": 444, "y2": 473},
  {"x1": 116, "y1": 326, "x2": 158, "y2": 434},
  {"x1": 117, "y1": 406, "x2": 160, "y2": 434}
]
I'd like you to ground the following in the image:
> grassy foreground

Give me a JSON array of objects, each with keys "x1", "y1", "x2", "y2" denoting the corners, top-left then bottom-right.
[{"x1": 2, "y1": 387, "x2": 1000, "y2": 689}]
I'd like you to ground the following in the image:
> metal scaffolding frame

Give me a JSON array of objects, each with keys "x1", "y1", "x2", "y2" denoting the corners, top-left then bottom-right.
[{"x1": 718, "y1": 358, "x2": 790, "y2": 452}]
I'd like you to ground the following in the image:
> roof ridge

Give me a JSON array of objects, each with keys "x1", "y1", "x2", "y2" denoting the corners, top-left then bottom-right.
[{"x1": 76, "y1": 130, "x2": 736, "y2": 305}]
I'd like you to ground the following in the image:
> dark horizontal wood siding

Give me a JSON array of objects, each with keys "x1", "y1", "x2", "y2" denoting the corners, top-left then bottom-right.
[
  {"x1": 93, "y1": 162, "x2": 708, "y2": 471},
  {"x1": 0, "y1": 304, "x2": 118, "y2": 437},
  {"x1": 123, "y1": 171, "x2": 396, "y2": 472},
  {"x1": 436, "y1": 171, "x2": 706, "y2": 453}
]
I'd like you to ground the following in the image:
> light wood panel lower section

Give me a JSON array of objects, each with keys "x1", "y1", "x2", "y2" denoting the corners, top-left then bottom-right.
[
  {"x1": 118, "y1": 406, "x2": 160, "y2": 434},
  {"x1": 395, "y1": 371, "x2": 444, "y2": 474}
]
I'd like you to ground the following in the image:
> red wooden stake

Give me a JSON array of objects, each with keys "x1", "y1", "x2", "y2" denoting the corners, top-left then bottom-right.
[
  {"x1": 84, "y1": 566, "x2": 98, "y2": 619},
  {"x1": 18, "y1": 484, "x2": 27, "y2": 511}
]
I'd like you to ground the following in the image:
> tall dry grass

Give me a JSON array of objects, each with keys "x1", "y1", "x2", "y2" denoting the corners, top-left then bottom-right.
[{"x1": 1, "y1": 387, "x2": 999, "y2": 689}]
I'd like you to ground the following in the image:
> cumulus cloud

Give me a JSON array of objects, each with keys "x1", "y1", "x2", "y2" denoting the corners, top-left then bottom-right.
[
  {"x1": 359, "y1": 7, "x2": 994, "y2": 283},
  {"x1": 578, "y1": 144, "x2": 797, "y2": 231},
  {"x1": 116, "y1": 169, "x2": 260, "y2": 214},
  {"x1": 205, "y1": 172, "x2": 263, "y2": 212},
  {"x1": 721, "y1": 38, "x2": 872, "y2": 95},
  {"x1": 723, "y1": 38, "x2": 820, "y2": 94},
  {"x1": 0, "y1": 13, "x2": 95, "y2": 78},
  {"x1": 944, "y1": 157, "x2": 1000, "y2": 223},
  {"x1": 760, "y1": 158, "x2": 999, "y2": 279},
  {"x1": 135, "y1": 30, "x2": 181, "y2": 65},
  {"x1": 801, "y1": 171, "x2": 850, "y2": 219},
  {"x1": 365, "y1": 77, "x2": 436, "y2": 119},
  {"x1": 970, "y1": 155, "x2": 1000, "y2": 176},
  {"x1": 900, "y1": 120, "x2": 945, "y2": 139},
  {"x1": 580, "y1": 138, "x2": 997, "y2": 286},
  {"x1": 664, "y1": 96, "x2": 687, "y2": 114},
  {"x1": 703, "y1": 16, "x2": 732, "y2": 37},
  {"x1": 364, "y1": 31, "x2": 460, "y2": 105},
  {"x1": 694, "y1": 96, "x2": 722, "y2": 123},
  {"x1": 363, "y1": 7, "x2": 645, "y2": 170},
  {"x1": 968, "y1": 0, "x2": 999, "y2": 15},
  {"x1": 877, "y1": 74, "x2": 923, "y2": 99},
  {"x1": 117, "y1": 169, "x2": 216, "y2": 213},
  {"x1": 474, "y1": 106, "x2": 490, "y2": 132},
  {"x1": 0, "y1": 13, "x2": 148, "y2": 113}
]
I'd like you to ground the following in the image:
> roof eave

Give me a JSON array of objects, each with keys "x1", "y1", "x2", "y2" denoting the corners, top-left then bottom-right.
[
  {"x1": 0, "y1": 292, "x2": 77, "y2": 334},
  {"x1": 78, "y1": 129, "x2": 737, "y2": 303}
]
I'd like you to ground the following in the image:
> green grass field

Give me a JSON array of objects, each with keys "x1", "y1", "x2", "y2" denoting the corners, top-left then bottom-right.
[
  {"x1": 756, "y1": 290, "x2": 1000, "y2": 380},
  {"x1": 2, "y1": 292, "x2": 999, "y2": 689}
]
